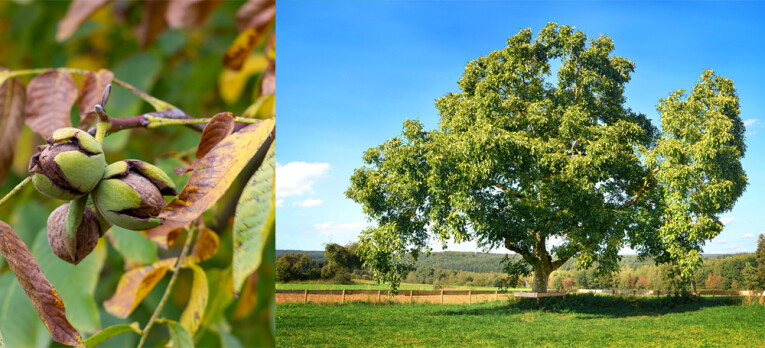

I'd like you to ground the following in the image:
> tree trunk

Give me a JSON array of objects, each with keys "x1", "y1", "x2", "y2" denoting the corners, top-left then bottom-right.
[{"x1": 532, "y1": 267, "x2": 550, "y2": 293}]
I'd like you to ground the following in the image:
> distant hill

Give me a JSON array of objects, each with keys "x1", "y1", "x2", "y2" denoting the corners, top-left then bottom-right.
[
  {"x1": 276, "y1": 250, "x2": 325, "y2": 262},
  {"x1": 276, "y1": 249, "x2": 734, "y2": 273}
]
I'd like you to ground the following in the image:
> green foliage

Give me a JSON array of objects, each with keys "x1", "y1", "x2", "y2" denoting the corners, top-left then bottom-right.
[
  {"x1": 109, "y1": 226, "x2": 158, "y2": 265},
  {"x1": 347, "y1": 23, "x2": 748, "y2": 292},
  {"x1": 233, "y1": 143, "x2": 275, "y2": 292},
  {"x1": 0, "y1": 273, "x2": 50, "y2": 348},
  {"x1": 275, "y1": 253, "x2": 322, "y2": 283}
]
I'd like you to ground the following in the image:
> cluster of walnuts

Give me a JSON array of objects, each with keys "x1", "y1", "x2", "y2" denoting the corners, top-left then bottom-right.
[{"x1": 28, "y1": 128, "x2": 177, "y2": 264}]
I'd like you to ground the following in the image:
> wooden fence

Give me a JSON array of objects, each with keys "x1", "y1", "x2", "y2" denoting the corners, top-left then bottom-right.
[{"x1": 276, "y1": 288, "x2": 765, "y2": 305}]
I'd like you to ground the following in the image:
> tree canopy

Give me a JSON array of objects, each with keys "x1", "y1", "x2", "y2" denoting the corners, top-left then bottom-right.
[{"x1": 346, "y1": 23, "x2": 747, "y2": 292}]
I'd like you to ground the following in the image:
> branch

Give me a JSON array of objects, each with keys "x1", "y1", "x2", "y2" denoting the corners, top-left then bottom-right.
[
  {"x1": 504, "y1": 237, "x2": 538, "y2": 267},
  {"x1": 136, "y1": 223, "x2": 197, "y2": 348},
  {"x1": 551, "y1": 246, "x2": 581, "y2": 270},
  {"x1": 87, "y1": 110, "x2": 263, "y2": 136},
  {"x1": 496, "y1": 184, "x2": 526, "y2": 200},
  {"x1": 0, "y1": 177, "x2": 31, "y2": 208},
  {"x1": 618, "y1": 167, "x2": 657, "y2": 211}
]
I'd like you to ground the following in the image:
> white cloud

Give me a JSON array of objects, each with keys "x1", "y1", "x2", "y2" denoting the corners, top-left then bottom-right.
[
  {"x1": 719, "y1": 217, "x2": 735, "y2": 226},
  {"x1": 742, "y1": 233, "x2": 755, "y2": 238},
  {"x1": 314, "y1": 221, "x2": 369, "y2": 236},
  {"x1": 275, "y1": 199, "x2": 284, "y2": 208},
  {"x1": 294, "y1": 198, "x2": 323, "y2": 207},
  {"x1": 743, "y1": 119, "x2": 758, "y2": 127},
  {"x1": 276, "y1": 162, "x2": 330, "y2": 198}
]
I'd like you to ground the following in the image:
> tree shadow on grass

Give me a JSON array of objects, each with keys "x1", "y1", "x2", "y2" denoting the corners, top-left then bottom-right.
[{"x1": 433, "y1": 293, "x2": 747, "y2": 318}]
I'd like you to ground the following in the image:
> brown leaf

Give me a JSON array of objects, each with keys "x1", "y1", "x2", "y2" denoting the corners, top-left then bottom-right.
[
  {"x1": 196, "y1": 112, "x2": 235, "y2": 159},
  {"x1": 77, "y1": 69, "x2": 114, "y2": 130},
  {"x1": 24, "y1": 70, "x2": 78, "y2": 140},
  {"x1": 0, "y1": 73, "x2": 26, "y2": 186},
  {"x1": 165, "y1": 0, "x2": 222, "y2": 30},
  {"x1": 143, "y1": 220, "x2": 187, "y2": 249},
  {"x1": 0, "y1": 221, "x2": 84, "y2": 347},
  {"x1": 56, "y1": 0, "x2": 111, "y2": 42},
  {"x1": 103, "y1": 258, "x2": 177, "y2": 318},
  {"x1": 160, "y1": 120, "x2": 275, "y2": 222},
  {"x1": 189, "y1": 227, "x2": 219, "y2": 263},
  {"x1": 135, "y1": 0, "x2": 169, "y2": 49},
  {"x1": 222, "y1": 27, "x2": 260, "y2": 71},
  {"x1": 235, "y1": 0, "x2": 275, "y2": 32}
]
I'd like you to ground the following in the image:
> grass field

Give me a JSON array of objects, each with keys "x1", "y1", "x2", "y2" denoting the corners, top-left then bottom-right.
[
  {"x1": 276, "y1": 279, "x2": 528, "y2": 291},
  {"x1": 277, "y1": 294, "x2": 765, "y2": 347}
]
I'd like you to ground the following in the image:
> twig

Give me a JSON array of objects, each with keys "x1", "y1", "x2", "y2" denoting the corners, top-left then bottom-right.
[
  {"x1": 3, "y1": 68, "x2": 178, "y2": 113},
  {"x1": 0, "y1": 177, "x2": 31, "y2": 208},
  {"x1": 136, "y1": 224, "x2": 198, "y2": 348}
]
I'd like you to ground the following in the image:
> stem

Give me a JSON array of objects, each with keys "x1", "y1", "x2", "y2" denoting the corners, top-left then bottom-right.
[
  {"x1": 95, "y1": 121, "x2": 109, "y2": 144},
  {"x1": 136, "y1": 224, "x2": 197, "y2": 348},
  {"x1": 2, "y1": 68, "x2": 177, "y2": 112},
  {"x1": 64, "y1": 196, "x2": 88, "y2": 261},
  {"x1": 0, "y1": 177, "x2": 31, "y2": 208},
  {"x1": 3, "y1": 68, "x2": 90, "y2": 77},
  {"x1": 145, "y1": 116, "x2": 263, "y2": 128}
]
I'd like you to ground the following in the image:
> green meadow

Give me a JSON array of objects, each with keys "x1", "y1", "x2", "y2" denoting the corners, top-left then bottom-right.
[{"x1": 277, "y1": 295, "x2": 765, "y2": 347}]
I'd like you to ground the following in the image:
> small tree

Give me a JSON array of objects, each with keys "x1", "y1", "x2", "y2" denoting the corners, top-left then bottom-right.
[
  {"x1": 347, "y1": 23, "x2": 747, "y2": 292},
  {"x1": 757, "y1": 234, "x2": 765, "y2": 289},
  {"x1": 741, "y1": 263, "x2": 759, "y2": 290}
]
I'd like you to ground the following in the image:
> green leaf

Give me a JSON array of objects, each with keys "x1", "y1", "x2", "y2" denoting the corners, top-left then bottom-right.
[
  {"x1": 84, "y1": 323, "x2": 140, "y2": 348},
  {"x1": 214, "y1": 325, "x2": 243, "y2": 348},
  {"x1": 200, "y1": 268, "x2": 234, "y2": 330},
  {"x1": 32, "y1": 229, "x2": 107, "y2": 334},
  {"x1": 0, "y1": 273, "x2": 51, "y2": 348},
  {"x1": 180, "y1": 263, "x2": 208, "y2": 337},
  {"x1": 232, "y1": 142, "x2": 275, "y2": 292},
  {"x1": 157, "y1": 319, "x2": 193, "y2": 348},
  {"x1": 108, "y1": 226, "x2": 158, "y2": 265}
]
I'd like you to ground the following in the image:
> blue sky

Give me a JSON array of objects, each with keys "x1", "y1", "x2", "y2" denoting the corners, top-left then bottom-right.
[{"x1": 277, "y1": 1, "x2": 765, "y2": 254}]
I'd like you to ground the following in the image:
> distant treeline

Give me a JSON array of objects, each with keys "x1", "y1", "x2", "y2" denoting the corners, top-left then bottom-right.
[{"x1": 276, "y1": 234, "x2": 765, "y2": 290}]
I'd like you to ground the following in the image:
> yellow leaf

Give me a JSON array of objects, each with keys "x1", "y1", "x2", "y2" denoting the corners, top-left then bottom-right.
[
  {"x1": 160, "y1": 120, "x2": 275, "y2": 223},
  {"x1": 103, "y1": 258, "x2": 177, "y2": 319},
  {"x1": 179, "y1": 264, "x2": 208, "y2": 337},
  {"x1": 218, "y1": 54, "x2": 269, "y2": 104},
  {"x1": 189, "y1": 227, "x2": 219, "y2": 264}
]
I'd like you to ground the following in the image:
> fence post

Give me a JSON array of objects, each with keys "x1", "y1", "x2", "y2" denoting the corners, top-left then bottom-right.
[
  {"x1": 304, "y1": 289, "x2": 308, "y2": 304},
  {"x1": 378, "y1": 290, "x2": 381, "y2": 303},
  {"x1": 441, "y1": 290, "x2": 444, "y2": 305},
  {"x1": 469, "y1": 290, "x2": 472, "y2": 305},
  {"x1": 410, "y1": 290, "x2": 413, "y2": 304},
  {"x1": 495, "y1": 290, "x2": 498, "y2": 301},
  {"x1": 342, "y1": 289, "x2": 346, "y2": 304}
]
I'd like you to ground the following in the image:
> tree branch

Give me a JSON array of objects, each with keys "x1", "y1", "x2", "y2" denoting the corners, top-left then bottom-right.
[
  {"x1": 618, "y1": 167, "x2": 657, "y2": 211},
  {"x1": 551, "y1": 246, "x2": 581, "y2": 270},
  {"x1": 87, "y1": 110, "x2": 263, "y2": 136},
  {"x1": 504, "y1": 237, "x2": 538, "y2": 267},
  {"x1": 496, "y1": 184, "x2": 526, "y2": 200}
]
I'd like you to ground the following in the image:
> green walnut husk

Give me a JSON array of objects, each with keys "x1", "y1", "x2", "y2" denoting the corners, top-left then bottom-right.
[
  {"x1": 47, "y1": 203, "x2": 103, "y2": 265},
  {"x1": 92, "y1": 160, "x2": 178, "y2": 231},
  {"x1": 29, "y1": 127, "x2": 107, "y2": 200}
]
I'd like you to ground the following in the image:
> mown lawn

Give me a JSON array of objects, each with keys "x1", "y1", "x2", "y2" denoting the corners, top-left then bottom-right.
[
  {"x1": 277, "y1": 294, "x2": 765, "y2": 347},
  {"x1": 277, "y1": 279, "x2": 528, "y2": 291}
]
